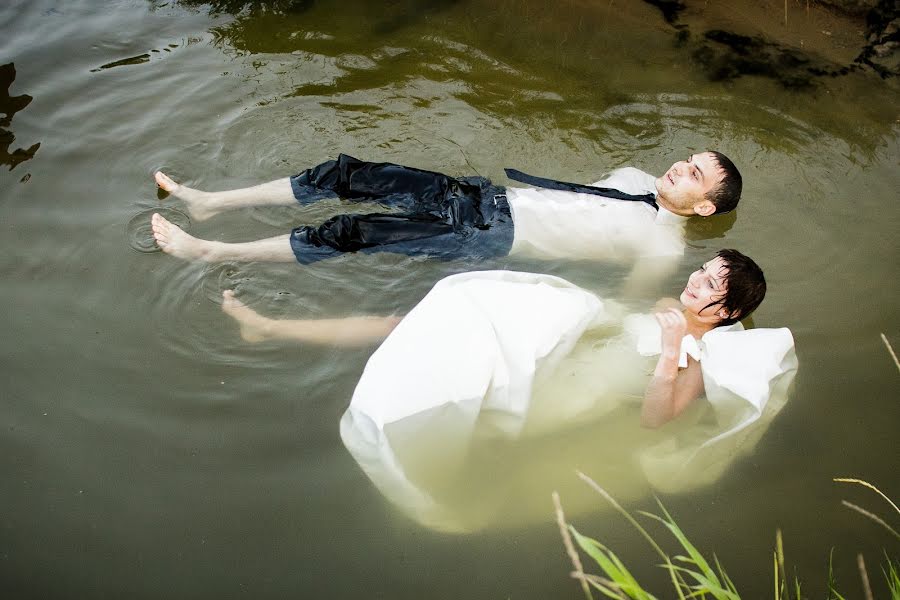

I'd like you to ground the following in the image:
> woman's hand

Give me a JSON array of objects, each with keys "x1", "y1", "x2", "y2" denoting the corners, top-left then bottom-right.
[
  {"x1": 642, "y1": 307, "x2": 703, "y2": 429},
  {"x1": 655, "y1": 308, "x2": 687, "y2": 357}
]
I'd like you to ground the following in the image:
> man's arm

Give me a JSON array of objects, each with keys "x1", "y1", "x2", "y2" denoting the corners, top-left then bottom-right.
[
  {"x1": 622, "y1": 255, "x2": 679, "y2": 299},
  {"x1": 640, "y1": 308, "x2": 705, "y2": 428}
]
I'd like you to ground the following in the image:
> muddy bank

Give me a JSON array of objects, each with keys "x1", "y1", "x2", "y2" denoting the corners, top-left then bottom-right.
[
  {"x1": 176, "y1": 0, "x2": 898, "y2": 89},
  {"x1": 644, "y1": 0, "x2": 898, "y2": 86}
]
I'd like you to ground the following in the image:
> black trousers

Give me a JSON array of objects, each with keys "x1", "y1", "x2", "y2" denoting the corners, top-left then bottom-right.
[{"x1": 288, "y1": 154, "x2": 513, "y2": 264}]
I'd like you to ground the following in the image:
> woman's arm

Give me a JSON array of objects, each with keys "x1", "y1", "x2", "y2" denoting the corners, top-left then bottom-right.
[{"x1": 640, "y1": 309, "x2": 705, "y2": 428}]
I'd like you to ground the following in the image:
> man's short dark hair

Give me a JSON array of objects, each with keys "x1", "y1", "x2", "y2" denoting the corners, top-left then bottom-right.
[
  {"x1": 708, "y1": 248, "x2": 766, "y2": 326},
  {"x1": 706, "y1": 151, "x2": 742, "y2": 214}
]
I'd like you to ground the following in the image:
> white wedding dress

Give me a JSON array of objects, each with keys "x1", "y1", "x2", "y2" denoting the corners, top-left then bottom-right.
[{"x1": 340, "y1": 271, "x2": 798, "y2": 532}]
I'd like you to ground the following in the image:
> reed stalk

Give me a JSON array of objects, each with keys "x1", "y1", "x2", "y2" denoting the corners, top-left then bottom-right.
[
  {"x1": 858, "y1": 553, "x2": 874, "y2": 600},
  {"x1": 881, "y1": 333, "x2": 900, "y2": 373},
  {"x1": 553, "y1": 491, "x2": 593, "y2": 600}
]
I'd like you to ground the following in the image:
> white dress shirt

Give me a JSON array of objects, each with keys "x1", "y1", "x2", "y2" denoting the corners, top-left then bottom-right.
[{"x1": 506, "y1": 167, "x2": 688, "y2": 262}]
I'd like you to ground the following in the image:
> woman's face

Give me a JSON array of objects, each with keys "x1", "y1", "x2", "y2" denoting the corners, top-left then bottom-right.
[{"x1": 680, "y1": 256, "x2": 729, "y2": 320}]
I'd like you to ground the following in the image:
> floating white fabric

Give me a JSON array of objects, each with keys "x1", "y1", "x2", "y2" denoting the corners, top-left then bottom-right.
[
  {"x1": 339, "y1": 271, "x2": 798, "y2": 532},
  {"x1": 629, "y1": 314, "x2": 798, "y2": 492}
]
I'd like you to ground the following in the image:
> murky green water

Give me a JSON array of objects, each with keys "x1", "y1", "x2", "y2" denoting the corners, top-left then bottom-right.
[{"x1": 1, "y1": 0, "x2": 898, "y2": 597}]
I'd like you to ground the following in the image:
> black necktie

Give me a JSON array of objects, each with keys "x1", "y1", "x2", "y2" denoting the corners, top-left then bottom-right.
[{"x1": 504, "y1": 168, "x2": 658, "y2": 210}]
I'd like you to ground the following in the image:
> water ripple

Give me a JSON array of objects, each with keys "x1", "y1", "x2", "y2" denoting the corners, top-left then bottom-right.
[{"x1": 126, "y1": 207, "x2": 190, "y2": 253}]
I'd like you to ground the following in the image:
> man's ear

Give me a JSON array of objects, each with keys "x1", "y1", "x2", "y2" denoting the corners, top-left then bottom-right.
[{"x1": 693, "y1": 200, "x2": 716, "y2": 217}]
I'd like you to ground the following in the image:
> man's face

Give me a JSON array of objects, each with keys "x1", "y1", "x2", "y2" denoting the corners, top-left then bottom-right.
[{"x1": 655, "y1": 152, "x2": 723, "y2": 216}]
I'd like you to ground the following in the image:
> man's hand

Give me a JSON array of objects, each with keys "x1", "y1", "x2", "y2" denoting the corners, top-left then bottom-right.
[
  {"x1": 655, "y1": 308, "x2": 687, "y2": 357},
  {"x1": 621, "y1": 257, "x2": 679, "y2": 300}
]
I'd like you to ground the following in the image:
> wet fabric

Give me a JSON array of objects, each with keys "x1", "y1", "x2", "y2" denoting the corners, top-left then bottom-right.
[
  {"x1": 288, "y1": 154, "x2": 513, "y2": 263},
  {"x1": 504, "y1": 167, "x2": 659, "y2": 209},
  {"x1": 340, "y1": 271, "x2": 798, "y2": 532},
  {"x1": 505, "y1": 167, "x2": 686, "y2": 263}
]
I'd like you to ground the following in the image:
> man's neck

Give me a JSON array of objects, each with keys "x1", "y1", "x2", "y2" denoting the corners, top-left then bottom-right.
[{"x1": 656, "y1": 195, "x2": 694, "y2": 217}]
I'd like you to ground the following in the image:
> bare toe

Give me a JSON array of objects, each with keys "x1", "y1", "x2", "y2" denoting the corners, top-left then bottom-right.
[
  {"x1": 222, "y1": 290, "x2": 242, "y2": 311},
  {"x1": 148, "y1": 213, "x2": 213, "y2": 260},
  {"x1": 154, "y1": 171, "x2": 179, "y2": 193},
  {"x1": 151, "y1": 214, "x2": 169, "y2": 247},
  {"x1": 221, "y1": 290, "x2": 269, "y2": 343},
  {"x1": 153, "y1": 172, "x2": 218, "y2": 221}
]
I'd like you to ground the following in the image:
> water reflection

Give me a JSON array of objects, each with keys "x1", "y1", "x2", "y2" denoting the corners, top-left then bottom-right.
[
  {"x1": 167, "y1": 0, "x2": 897, "y2": 159},
  {"x1": 127, "y1": 208, "x2": 191, "y2": 253},
  {"x1": 184, "y1": 0, "x2": 462, "y2": 44},
  {"x1": 0, "y1": 0, "x2": 896, "y2": 596},
  {"x1": 0, "y1": 63, "x2": 40, "y2": 172}
]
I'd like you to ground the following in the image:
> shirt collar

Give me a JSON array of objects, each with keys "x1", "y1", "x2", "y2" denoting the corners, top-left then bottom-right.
[{"x1": 654, "y1": 205, "x2": 689, "y2": 225}]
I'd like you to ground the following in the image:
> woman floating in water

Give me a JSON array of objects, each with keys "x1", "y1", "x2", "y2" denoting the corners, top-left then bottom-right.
[{"x1": 222, "y1": 250, "x2": 797, "y2": 531}]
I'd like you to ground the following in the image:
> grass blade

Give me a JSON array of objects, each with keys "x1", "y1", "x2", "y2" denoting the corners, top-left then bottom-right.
[
  {"x1": 882, "y1": 554, "x2": 900, "y2": 599},
  {"x1": 776, "y1": 530, "x2": 789, "y2": 600},
  {"x1": 641, "y1": 506, "x2": 721, "y2": 588},
  {"x1": 715, "y1": 555, "x2": 739, "y2": 593},
  {"x1": 826, "y1": 548, "x2": 848, "y2": 600},
  {"x1": 834, "y1": 478, "x2": 900, "y2": 517},
  {"x1": 774, "y1": 550, "x2": 780, "y2": 600},
  {"x1": 570, "y1": 527, "x2": 657, "y2": 600},
  {"x1": 666, "y1": 564, "x2": 739, "y2": 599},
  {"x1": 581, "y1": 574, "x2": 628, "y2": 599},
  {"x1": 577, "y1": 473, "x2": 668, "y2": 560},
  {"x1": 638, "y1": 506, "x2": 740, "y2": 600},
  {"x1": 576, "y1": 472, "x2": 690, "y2": 598}
]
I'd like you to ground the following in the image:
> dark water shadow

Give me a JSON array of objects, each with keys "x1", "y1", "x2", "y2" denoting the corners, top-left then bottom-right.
[
  {"x1": 90, "y1": 53, "x2": 151, "y2": 72},
  {"x1": 0, "y1": 63, "x2": 40, "y2": 172},
  {"x1": 685, "y1": 208, "x2": 738, "y2": 247}
]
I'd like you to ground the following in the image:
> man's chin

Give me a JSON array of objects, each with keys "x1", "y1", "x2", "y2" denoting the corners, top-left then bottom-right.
[{"x1": 654, "y1": 178, "x2": 665, "y2": 194}]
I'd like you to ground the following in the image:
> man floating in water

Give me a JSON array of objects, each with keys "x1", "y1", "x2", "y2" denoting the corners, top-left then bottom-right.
[{"x1": 150, "y1": 151, "x2": 741, "y2": 285}]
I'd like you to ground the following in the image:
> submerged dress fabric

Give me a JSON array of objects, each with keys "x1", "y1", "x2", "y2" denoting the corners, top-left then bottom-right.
[{"x1": 339, "y1": 271, "x2": 798, "y2": 532}]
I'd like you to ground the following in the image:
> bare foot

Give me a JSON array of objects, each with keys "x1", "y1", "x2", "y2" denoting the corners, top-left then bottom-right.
[
  {"x1": 155, "y1": 171, "x2": 221, "y2": 221},
  {"x1": 151, "y1": 213, "x2": 219, "y2": 261},
  {"x1": 221, "y1": 290, "x2": 273, "y2": 343}
]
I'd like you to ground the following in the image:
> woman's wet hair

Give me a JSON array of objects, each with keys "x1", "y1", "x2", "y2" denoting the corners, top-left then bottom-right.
[
  {"x1": 707, "y1": 151, "x2": 742, "y2": 214},
  {"x1": 708, "y1": 249, "x2": 766, "y2": 325}
]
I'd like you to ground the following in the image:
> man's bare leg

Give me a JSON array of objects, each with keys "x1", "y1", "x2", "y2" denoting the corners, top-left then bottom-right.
[
  {"x1": 151, "y1": 213, "x2": 296, "y2": 262},
  {"x1": 155, "y1": 171, "x2": 299, "y2": 221},
  {"x1": 221, "y1": 290, "x2": 402, "y2": 346}
]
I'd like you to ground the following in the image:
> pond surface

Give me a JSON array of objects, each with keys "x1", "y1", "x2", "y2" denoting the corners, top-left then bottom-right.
[{"x1": 1, "y1": 0, "x2": 898, "y2": 597}]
